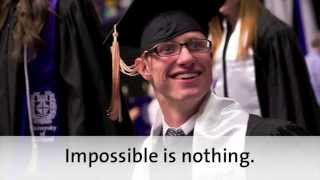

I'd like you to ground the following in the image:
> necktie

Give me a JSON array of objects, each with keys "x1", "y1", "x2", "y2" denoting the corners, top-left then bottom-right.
[
  {"x1": 165, "y1": 128, "x2": 185, "y2": 136},
  {"x1": 154, "y1": 128, "x2": 190, "y2": 180}
]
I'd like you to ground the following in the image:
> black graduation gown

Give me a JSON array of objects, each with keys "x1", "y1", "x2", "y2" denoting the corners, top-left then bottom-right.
[
  {"x1": 246, "y1": 115, "x2": 309, "y2": 136},
  {"x1": 253, "y1": 7, "x2": 320, "y2": 135},
  {"x1": 0, "y1": 0, "x2": 133, "y2": 135}
]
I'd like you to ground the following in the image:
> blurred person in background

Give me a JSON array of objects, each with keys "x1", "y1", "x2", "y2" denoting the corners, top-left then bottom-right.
[
  {"x1": 209, "y1": 0, "x2": 320, "y2": 134},
  {"x1": 305, "y1": 33, "x2": 320, "y2": 106},
  {"x1": 0, "y1": 0, "x2": 132, "y2": 135},
  {"x1": 128, "y1": 83, "x2": 157, "y2": 135}
]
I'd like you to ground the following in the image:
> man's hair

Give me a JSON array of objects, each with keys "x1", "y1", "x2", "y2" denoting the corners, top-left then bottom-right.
[{"x1": 0, "y1": 0, "x2": 49, "y2": 61}]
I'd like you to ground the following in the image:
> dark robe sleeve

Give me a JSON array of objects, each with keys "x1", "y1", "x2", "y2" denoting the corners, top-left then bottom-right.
[
  {"x1": 255, "y1": 9, "x2": 320, "y2": 135},
  {"x1": 0, "y1": 8, "x2": 13, "y2": 135},
  {"x1": 0, "y1": 5, "x2": 21, "y2": 135},
  {"x1": 58, "y1": 0, "x2": 132, "y2": 135},
  {"x1": 246, "y1": 115, "x2": 309, "y2": 136}
]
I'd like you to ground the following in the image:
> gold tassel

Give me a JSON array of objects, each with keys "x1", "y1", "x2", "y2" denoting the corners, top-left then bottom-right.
[
  {"x1": 108, "y1": 25, "x2": 138, "y2": 121},
  {"x1": 109, "y1": 25, "x2": 121, "y2": 121}
]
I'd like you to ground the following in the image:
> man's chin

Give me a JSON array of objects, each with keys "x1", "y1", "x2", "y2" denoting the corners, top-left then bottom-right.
[{"x1": 171, "y1": 90, "x2": 206, "y2": 102}]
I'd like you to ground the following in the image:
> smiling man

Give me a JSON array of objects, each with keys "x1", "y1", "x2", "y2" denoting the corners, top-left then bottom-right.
[
  {"x1": 109, "y1": 0, "x2": 310, "y2": 137},
  {"x1": 105, "y1": 0, "x2": 308, "y2": 179},
  {"x1": 107, "y1": 0, "x2": 307, "y2": 138},
  {"x1": 134, "y1": 12, "x2": 213, "y2": 132}
]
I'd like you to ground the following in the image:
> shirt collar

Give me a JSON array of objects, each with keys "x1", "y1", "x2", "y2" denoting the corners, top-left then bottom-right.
[{"x1": 162, "y1": 115, "x2": 196, "y2": 136}]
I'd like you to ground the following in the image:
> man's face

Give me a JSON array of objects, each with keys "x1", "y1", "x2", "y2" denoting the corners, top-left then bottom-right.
[{"x1": 136, "y1": 31, "x2": 213, "y2": 104}]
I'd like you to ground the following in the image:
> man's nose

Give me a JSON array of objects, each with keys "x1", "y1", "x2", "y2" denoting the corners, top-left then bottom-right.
[{"x1": 176, "y1": 46, "x2": 195, "y2": 65}]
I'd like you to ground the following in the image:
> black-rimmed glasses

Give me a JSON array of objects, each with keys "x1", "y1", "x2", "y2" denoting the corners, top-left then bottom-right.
[{"x1": 144, "y1": 39, "x2": 212, "y2": 57}]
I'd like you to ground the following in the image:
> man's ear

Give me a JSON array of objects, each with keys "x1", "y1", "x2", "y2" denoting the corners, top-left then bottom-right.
[{"x1": 134, "y1": 57, "x2": 152, "y2": 80}]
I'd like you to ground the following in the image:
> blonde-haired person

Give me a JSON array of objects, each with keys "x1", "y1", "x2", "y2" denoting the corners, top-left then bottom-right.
[
  {"x1": 209, "y1": 0, "x2": 320, "y2": 135},
  {"x1": 0, "y1": 0, "x2": 132, "y2": 135}
]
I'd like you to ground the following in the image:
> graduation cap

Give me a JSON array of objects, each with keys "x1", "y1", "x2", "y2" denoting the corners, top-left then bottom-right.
[{"x1": 105, "y1": 0, "x2": 221, "y2": 120}]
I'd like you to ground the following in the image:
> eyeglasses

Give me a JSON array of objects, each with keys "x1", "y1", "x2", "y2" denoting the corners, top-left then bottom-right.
[{"x1": 144, "y1": 39, "x2": 212, "y2": 57}]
